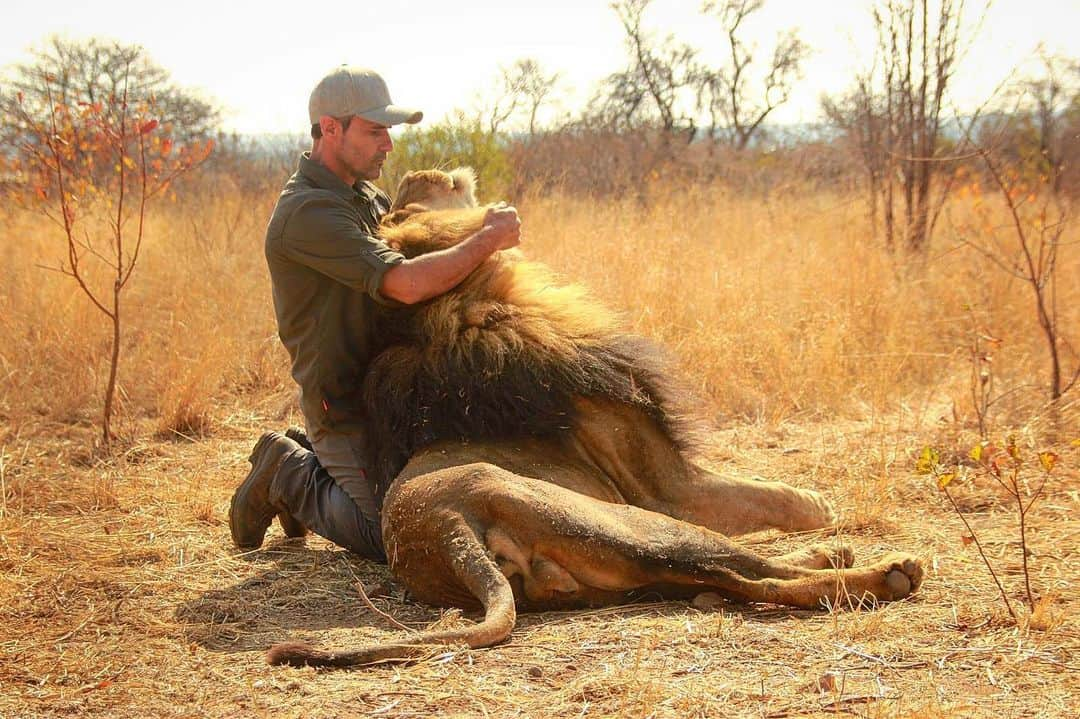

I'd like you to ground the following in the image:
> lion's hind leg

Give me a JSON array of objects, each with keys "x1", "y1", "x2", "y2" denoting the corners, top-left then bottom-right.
[
  {"x1": 467, "y1": 467, "x2": 920, "y2": 611},
  {"x1": 266, "y1": 514, "x2": 517, "y2": 669}
]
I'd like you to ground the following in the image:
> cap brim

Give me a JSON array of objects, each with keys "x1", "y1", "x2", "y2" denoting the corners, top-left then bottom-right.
[{"x1": 356, "y1": 105, "x2": 423, "y2": 126}]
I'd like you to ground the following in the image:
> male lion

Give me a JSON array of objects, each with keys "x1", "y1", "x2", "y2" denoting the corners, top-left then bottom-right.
[{"x1": 266, "y1": 169, "x2": 923, "y2": 668}]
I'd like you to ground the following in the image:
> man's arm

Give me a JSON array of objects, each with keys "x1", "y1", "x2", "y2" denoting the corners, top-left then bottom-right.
[{"x1": 379, "y1": 206, "x2": 521, "y2": 305}]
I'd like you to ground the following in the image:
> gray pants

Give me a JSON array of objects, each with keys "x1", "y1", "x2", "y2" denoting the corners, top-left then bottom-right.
[{"x1": 270, "y1": 426, "x2": 386, "y2": 562}]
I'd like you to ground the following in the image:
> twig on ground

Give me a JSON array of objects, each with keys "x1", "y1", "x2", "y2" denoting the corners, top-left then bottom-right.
[{"x1": 345, "y1": 563, "x2": 415, "y2": 633}]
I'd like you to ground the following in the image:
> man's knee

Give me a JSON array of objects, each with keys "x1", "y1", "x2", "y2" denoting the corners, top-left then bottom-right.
[
  {"x1": 337, "y1": 513, "x2": 386, "y2": 562},
  {"x1": 271, "y1": 447, "x2": 387, "y2": 562},
  {"x1": 320, "y1": 475, "x2": 385, "y2": 560}
]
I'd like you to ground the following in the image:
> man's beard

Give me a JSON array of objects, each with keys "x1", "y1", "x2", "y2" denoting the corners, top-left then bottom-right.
[{"x1": 352, "y1": 155, "x2": 385, "y2": 181}]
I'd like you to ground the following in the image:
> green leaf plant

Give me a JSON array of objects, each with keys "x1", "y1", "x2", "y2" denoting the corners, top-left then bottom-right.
[{"x1": 917, "y1": 439, "x2": 1060, "y2": 622}]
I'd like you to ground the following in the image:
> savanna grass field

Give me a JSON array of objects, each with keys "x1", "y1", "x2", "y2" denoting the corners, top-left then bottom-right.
[{"x1": 1, "y1": 172, "x2": 1078, "y2": 718}]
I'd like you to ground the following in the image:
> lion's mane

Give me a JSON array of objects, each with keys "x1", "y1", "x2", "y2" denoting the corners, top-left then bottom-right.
[{"x1": 360, "y1": 204, "x2": 702, "y2": 491}]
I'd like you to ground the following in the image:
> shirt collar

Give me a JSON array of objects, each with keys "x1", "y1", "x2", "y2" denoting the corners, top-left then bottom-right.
[{"x1": 297, "y1": 152, "x2": 380, "y2": 203}]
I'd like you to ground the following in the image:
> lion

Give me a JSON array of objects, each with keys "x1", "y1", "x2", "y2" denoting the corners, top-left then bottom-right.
[{"x1": 266, "y1": 169, "x2": 923, "y2": 668}]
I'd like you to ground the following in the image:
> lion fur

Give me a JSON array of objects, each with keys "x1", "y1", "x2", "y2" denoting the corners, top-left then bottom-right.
[{"x1": 362, "y1": 169, "x2": 702, "y2": 491}]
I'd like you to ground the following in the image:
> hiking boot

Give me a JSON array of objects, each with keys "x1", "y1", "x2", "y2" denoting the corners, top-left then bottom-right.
[
  {"x1": 230, "y1": 431, "x2": 305, "y2": 549},
  {"x1": 277, "y1": 427, "x2": 312, "y2": 538},
  {"x1": 276, "y1": 508, "x2": 309, "y2": 539}
]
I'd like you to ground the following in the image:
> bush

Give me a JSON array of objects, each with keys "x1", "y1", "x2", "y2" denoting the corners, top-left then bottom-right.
[{"x1": 380, "y1": 112, "x2": 513, "y2": 201}]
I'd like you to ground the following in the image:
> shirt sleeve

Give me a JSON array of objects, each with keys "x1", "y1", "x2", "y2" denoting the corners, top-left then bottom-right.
[{"x1": 281, "y1": 195, "x2": 405, "y2": 304}]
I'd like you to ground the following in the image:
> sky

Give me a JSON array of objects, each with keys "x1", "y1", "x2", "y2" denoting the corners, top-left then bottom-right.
[{"x1": 1, "y1": 0, "x2": 1077, "y2": 135}]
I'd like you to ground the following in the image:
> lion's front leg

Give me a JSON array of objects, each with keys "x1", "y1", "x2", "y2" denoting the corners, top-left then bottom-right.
[
  {"x1": 570, "y1": 397, "x2": 836, "y2": 537},
  {"x1": 672, "y1": 470, "x2": 837, "y2": 536}
]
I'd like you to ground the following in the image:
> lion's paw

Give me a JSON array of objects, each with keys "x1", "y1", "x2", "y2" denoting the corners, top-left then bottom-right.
[
  {"x1": 817, "y1": 542, "x2": 854, "y2": 569},
  {"x1": 780, "y1": 542, "x2": 854, "y2": 570},
  {"x1": 873, "y1": 553, "x2": 924, "y2": 601}
]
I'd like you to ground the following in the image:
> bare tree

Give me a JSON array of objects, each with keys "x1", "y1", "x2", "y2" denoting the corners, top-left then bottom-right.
[
  {"x1": 822, "y1": 73, "x2": 887, "y2": 233},
  {"x1": 484, "y1": 70, "x2": 522, "y2": 136},
  {"x1": 880, "y1": 0, "x2": 969, "y2": 252},
  {"x1": 1, "y1": 36, "x2": 219, "y2": 183},
  {"x1": 1015, "y1": 51, "x2": 1080, "y2": 196},
  {"x1": 595, "y1": 0, "x2": 699, "y2": 139},
  {"x1": 958, "y1": 142, "x2": 1079, "y2": 403},
  {"x1": 14, "y1": 68, "x2": 213, "y2": 449},
  {"x1": 697, "y1": 0, "x2": 808, "y2": 150},
  {"x1": 485, "y1": 59, "x2": 562, "y2": 137},
  {"x1": 824, "y1": 0, "x2": 983, "y2": 253}
]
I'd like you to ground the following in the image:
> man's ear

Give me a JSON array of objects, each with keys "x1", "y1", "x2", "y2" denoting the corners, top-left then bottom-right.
[{"x1": 319, "y1": 116, "x2": 339, "y2": 138}]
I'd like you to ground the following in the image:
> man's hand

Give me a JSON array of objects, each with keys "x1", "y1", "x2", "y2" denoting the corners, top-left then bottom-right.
[
  {"x1": 380, "y1": 204, "x2": 522, "y2": 305},
  {"x1": 480, "y1": 205, "x2": 521, "y2": 251}
]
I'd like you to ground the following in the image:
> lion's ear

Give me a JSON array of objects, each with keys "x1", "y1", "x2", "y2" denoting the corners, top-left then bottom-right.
[
  {"x1": 448, "y1": 167, "x2": 478, "y2": 205},
  {"x1": 390, "y1": 172, "x2": 422, "y2": 212},
  {"x1": 382, "y1": 203, "x2": 432, "y2": 228},
  {"x1": 382, "y1": 209, "x2": 411, "y2": 227}
]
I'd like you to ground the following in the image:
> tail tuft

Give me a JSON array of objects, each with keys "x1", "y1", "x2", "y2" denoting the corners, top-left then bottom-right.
[{"x1": 266, "y1": 641, "x2": 334, "y2": 667}]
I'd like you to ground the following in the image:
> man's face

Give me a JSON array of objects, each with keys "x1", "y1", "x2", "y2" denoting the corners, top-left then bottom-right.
[{"x1": 336, "y1": 116, "x2": 393, "y2": 181}]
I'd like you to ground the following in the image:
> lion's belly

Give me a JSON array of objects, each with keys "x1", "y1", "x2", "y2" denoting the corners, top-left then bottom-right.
[{"x1": 393, "y1": 438, "x2": 626, "y2": 505}]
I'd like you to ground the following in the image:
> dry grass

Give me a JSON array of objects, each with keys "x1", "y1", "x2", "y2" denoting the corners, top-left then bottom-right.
[{"x1": 0, "y1": 181, "x2": 1078, "y2": 717}]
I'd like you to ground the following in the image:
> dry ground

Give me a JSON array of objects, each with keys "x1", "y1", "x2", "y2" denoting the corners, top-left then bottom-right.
[{"x1": 1, "y1": 394, "x2": 1077, "y2": 718}]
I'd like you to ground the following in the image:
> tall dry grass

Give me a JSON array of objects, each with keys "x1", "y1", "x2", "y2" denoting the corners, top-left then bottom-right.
[
  {"x1": 0, "y1": 189, "x2": 288, "y2": 443},
  {"x1": 525, "y1": 183, "x2": 1078, "y2": 430},
  {"x1": 0, "y1": 179, "x2": 1076, "y2": 446}
]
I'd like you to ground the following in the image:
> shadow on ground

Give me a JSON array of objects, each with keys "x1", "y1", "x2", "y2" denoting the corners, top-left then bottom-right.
[
  {"x1": 175, "y1": 538, "x2": 406, "y2": 654},
  {"x1": 176, "y1": 535, "x2": 833, "y2": 659}
]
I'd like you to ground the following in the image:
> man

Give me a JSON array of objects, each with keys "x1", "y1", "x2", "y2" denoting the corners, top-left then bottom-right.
[{"x1": 229, "y1": 66, "x2": 521, "y2": 560}]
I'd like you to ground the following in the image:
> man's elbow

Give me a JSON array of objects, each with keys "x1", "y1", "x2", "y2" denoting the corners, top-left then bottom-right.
[{"x1": 379, "y1": 272, "x2": 424, "y2": 305}]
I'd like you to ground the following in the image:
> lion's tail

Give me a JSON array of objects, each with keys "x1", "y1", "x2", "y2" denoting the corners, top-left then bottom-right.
[{"x1": 265, "y1": 519, "x2": 516, "y2": 669}]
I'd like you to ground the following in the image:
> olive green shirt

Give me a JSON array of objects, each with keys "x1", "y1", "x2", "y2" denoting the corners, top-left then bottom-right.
[{"x1": 265, "y1": 153, "x2": 404, "y2": 435}]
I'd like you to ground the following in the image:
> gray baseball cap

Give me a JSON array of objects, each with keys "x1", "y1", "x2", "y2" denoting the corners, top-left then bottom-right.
[{"x1": 308, "y1": 66, "x2": 423, "y2": 126}]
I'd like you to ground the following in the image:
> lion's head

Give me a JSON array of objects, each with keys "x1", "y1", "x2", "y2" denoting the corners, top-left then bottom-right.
[
  {"x1": 386, "y1": 167, "x2": 478, "y2": 225},
  {"x1": 380, "y1": 167, "x2": 491, "y2": 256}
]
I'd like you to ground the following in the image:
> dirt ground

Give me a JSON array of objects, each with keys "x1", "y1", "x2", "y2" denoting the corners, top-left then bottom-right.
[{"x1": 1, "y1": 395, "x2": 1077, "y2": 719}]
